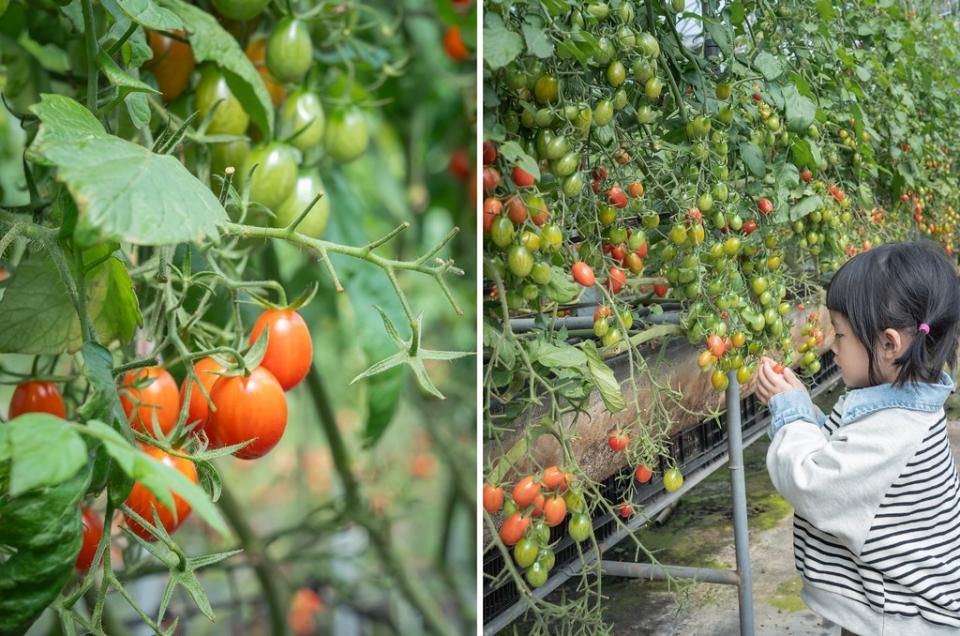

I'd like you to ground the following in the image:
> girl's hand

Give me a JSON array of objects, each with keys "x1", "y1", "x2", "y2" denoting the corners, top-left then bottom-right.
[{"x1": 755, "y1": 356, "x2": 808, "y2": 405}]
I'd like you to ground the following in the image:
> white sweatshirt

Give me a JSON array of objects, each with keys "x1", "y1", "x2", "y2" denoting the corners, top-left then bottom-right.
[{"x1": 766, "y1": 370, "x2": 960, "y2": 635}]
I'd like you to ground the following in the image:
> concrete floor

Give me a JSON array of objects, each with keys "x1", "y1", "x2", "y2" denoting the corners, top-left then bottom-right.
[{"x1": 602, "y1": 387, "x2": 960, "y2": 636}]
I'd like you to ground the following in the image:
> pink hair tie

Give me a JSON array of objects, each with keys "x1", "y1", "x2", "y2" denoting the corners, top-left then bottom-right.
[{"x1": 918, "y1": 323, "x2": 930, "y2": 335}]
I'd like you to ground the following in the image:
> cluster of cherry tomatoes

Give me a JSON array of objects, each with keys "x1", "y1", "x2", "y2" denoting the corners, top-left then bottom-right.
[{"x1": 5, "y1": 307, "x2": 313, "y2": 568}]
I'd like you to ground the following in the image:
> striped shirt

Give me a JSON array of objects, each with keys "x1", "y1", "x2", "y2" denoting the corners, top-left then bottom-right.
[{"x1": 767, "y1": 374, "x2": 960, "y2": 635}]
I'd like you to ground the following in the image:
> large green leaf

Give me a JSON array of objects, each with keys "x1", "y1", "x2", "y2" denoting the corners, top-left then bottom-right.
[
  {"x1": 5, "y1": 414, "x2": 88, "y2": 496},
  {"x1": 160, "y1": 0, "x2": 273, "y2": 137},
  {"x1": 28, "y1": 95, "x2": 227, "y2": 246},
  {"x1": 0, "y1": 248, "x2": 142, "y2": 354},
  {"x1": 106, "y1": 0, "x2": 183, "y2": 30},
  {"x1": 484, "y1": 13, "x2": 523, "y2": 69},
  {"x1": 582, "y1": 341, "x2": 625, "y2": 414},
  {"x1": 783, "y1": 84, "x2": 817, "y2": 132},
  {"x1": 0, "y1": 467, "x2": 90, "y2": 636},
  {"x1": 739, "y1": 142, "x2": 766, "y2": 177},
  {"x1": 753, "y1": 51, "x2": 783, "y2": 80}
]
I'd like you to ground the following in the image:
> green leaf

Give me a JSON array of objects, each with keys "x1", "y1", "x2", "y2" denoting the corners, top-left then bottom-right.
[
  {"x1": 739, "y1": 142, "x2": 766, "y2": 177},
  {"x1": 789, "y1": 195, "x2": 823, "y2": 221},
  {"x1": 522, "y1": 21, "x2": 554, "y2": 58},
  {"x1": 730, "y1": 1, "x2": 745, "y2": 25},
  {"x1": 703, "y1": 19, "x2": 733, "y2": 57},
  {"x1": 28, "y1": 95, "x2": 227, "y2": 246},
  {"x1": 582, "y1": 341, "x2": 625, "y2": 414},
  {"x1": 82, "y1": 342, "x2": 120, "y2": 422},
  {"x1": 6, "y1": 414, "x2": 87, "y2": 496},
  {"x1": 80, "y1": 421, "x2": 231, "y2": 538},
  {"x1": 98, "y1": 50, "x2": 160, "y2": 97},
  {"x1": 783, "y1": 84, "x2": 816, "y2": 132},
  {"x1": 815, "y1": 0, "x2": 833, "y2": 20},
  {"x1": 531, "y1": 341, "x2": 587, "y2": 368},
  {"x1": 108, "y1": 0, "x2": 183, "y2": 30},
  {"x1": 0, "y1": 248, "x2": 142, "y2": 354},
  {"x1": 159, "y1": 0, "x2": 273, "y2": 137},
  {"x1": 483, "y1": 13, "x2": 523, "y2": 69},
  {"x1": 497, "y1": 141, "x2": 540, "y2": 180},
  {"x1": 753, "y1": 52, "x2": 783, "y2": 80},
  {"x1": 791, "y1": 138, "x2": 813, "y2": 169},
  {"x1": 0, "y1": 467, "x2": 89, "y2": 635}
]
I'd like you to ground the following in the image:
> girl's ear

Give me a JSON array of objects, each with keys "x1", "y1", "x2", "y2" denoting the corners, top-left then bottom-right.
[{"x1": 880, "y1": 328, "x2": 905, "y2": 358}]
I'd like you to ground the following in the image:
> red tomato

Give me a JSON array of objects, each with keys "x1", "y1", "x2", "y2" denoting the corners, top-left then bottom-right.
[
  {"x1": 75, "y1": 507, "x2": 103, "y2": 571},
  {"x1": 607, "y1": 185, "x2": 628, "y2": 208},
  {"x1": 772, "y1": 363, "x2": 785, "y2": 375},
  {"x1": 448, "y1": 148, "x2": 471, "y2": 181},
  {"x1": 607, "y1": 267, "x2": 626, "y2": 294},
  {"x1": 180, "y1": 357, "x2": 225, "y2": 431},
  {"x1": 608, "y1": 431, "x2": 629, "y2": 451},
  {"x1": 483, "y1": 484, "x2": 504, "y2": 513},
  {"x1": 483, "y1": 167, "x2": 501, "y2": 194},
  {"x1": 483, "y1": 140, "x2": 497, "y2": 165},
  {"x1": 505, "y1": 194, "x2": 528, "y2": 225},
  {"x1": 541, "y1": 466, "x2": 566, "y2": 491},
  {"x1": 483, "y1": 198, "x2": 501, "y2": 233},
  {"x1": 146, "y1": 30, "x2": 195, "y2": 103},
  {"x1": 443, "y1": 26, "x2": 469, "y2": 62},
  {"x1": 653, "y1": 284, "x2": 669, "y2": 298},
  {"x1": 207, "y1": 367, "x2": 288, "y2": 459},
  {"x1": 635, "y1": 464, "x2": 653, "y2": 483},
  {"x1": 543, "y1": 496, "x2": 567, "y2": 527},
  {"x1": 9, "y1": 381, "x2": 66, "y2": 419},
  {"x1": 530, "y1": 494, "x2": 546, "y2": 517},
  {"x1": 246, "y1": 39, "x2": 287, "y2": 107},
  {"x1": 628, "y1": 182, "x2": 644, "y2": 198},
  {"x1": 752, "y1": 92, "x2": 762, "y2": 102},
  {"x1": 800, "y1": 168, "x2": 813, "y2": 183},
  {"x1": 593, "y1": 305, "x2": 612, "y2": 322},
  {"x1": 512, "y1": 166, "x2": 536, "y2": 187},
  {"x1": 499, "y1": 513, "x2": 530, "y2": 546},
  {"x1": 512, "y1": 475, "x2": 541, "y2": 509},
  {"x1": 757, "y1": 198, "x2": 773, "y2": 215},
  {"x1": 593, "y1": 166, "x2": 607, "y2": 181},
  {"x1": 707, "y1": 335, "x2": 725, "y2": 358},
  {"x1": 248, "y1": 309, "x2": 313, "y2": 391},
  {"x1": 124, "y1": 445, "x2": 198, "y2": 541},
  {"x1": 572, "y1": 262, "x2": 595, "y2": 287},
  {"x1": 742, "y1": 220, "x2": 758, "y2": 235},
  {"x1": 618, "y1": 503, "x2": 634, "y2": 518},
  {"x1": 120, "y1": 367, "x2": 180, "y2": 436}
]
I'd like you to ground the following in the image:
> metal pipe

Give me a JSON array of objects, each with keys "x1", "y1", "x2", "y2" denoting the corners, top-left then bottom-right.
[
  {"x1": 508, "y1": 310, "x2": 683, "y2": 333},
  {"x1": 726, "y1": 369, "x2": 755, "y2": 635},
  {"x1": 600, "y1": 560, "x2": 741, "y2": 585}
]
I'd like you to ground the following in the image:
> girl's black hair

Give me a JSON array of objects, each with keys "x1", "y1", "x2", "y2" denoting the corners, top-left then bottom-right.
[{"x1": 825, "y1": 240, "x2": 960, "y2": 387}]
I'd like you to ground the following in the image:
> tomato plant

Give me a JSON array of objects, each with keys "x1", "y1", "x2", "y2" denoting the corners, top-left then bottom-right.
[{"x1": 0, "y1": 0, "x2": 474, "y2": 633}]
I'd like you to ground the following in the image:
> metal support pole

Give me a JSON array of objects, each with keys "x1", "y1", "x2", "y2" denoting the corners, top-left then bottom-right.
[
  {"x1": 726, "y1": 369, "x2": 755, "y2": 635},
  {"x1": 600, "y1": 560, "x2": 741, "y2": 585}
]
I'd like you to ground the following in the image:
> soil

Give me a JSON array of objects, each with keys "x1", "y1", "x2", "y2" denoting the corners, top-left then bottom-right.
[{"x1": 600, "y1": 383, "x2": 960, "y2": 635}]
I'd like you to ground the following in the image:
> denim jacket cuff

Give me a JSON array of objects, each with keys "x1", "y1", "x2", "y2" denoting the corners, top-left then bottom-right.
[{"x1": 767, "y1": 389, "x2": 820, "y2": 438}]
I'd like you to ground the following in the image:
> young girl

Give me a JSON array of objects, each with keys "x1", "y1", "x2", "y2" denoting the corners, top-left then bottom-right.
[{"x1": 755, "y1": 241, "x2": 960, "y2": 635}]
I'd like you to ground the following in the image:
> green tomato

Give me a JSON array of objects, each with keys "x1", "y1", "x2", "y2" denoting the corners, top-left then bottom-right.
[
  {"x1": 562, "y1": 173, "x2": 584, "y2": 197},
  {"x1": 508, "y1": 245, "x2": 534, "y2": 277},
  {"x1": 594, "y1": 317, "x2": 609, "y2": 338},
  {"x1": 568, "y1": 512, "x2": 592, "y2": 542},
  {"x1": 593, "y1": 100, "x2": 614, "y2": 127},
  {"x1": 526, "y1": 561, "x2": 549, "y2": 588},
  {"x1": 545, "y1": 135, "x2": 570, "y2": 160},
  {"x1": 552, "y1": 151, "x2": 580, "y2": 177},
  {"x1": 612, "y1": 88, "x2": 628, "y2": 110},
  {"x1": 195, "y1": 65, "x2": 249, "y2": 135},
  {"x1": 278, "y1": 89, "x2": 325, "y2": 152},
  {"x1": 531, "y1": 262, "x2": 552, "y2": 285},
  {"x1": 644, "y1": 77, "x2": 663, "y2": 100},
  {"x1": 607, "y1": 60, "x2": 626, "y2": 87},
  {"x1": 325, "y1": 107, "x2": 369, "y2": 163},
  {"x1": 632, "y1": 59, "x2": 656, "y2": 83},
  {"x1": 592, "y1": 36, "x2": 615, "y2": 65},
  {"x1": 750, "y1": 276, "x2": 769, "y2": 296},
  {"x1": 209, "y1": 139, "x2": 250, "y2": 181},
  {"x1": 266, "y1": 18, "x2": 313, "y2": 83},
  {"x1": 211, "y1": 0, "x2": 269, "y2": 20},
  {"x1": 273, "y1": 171, "x2": 329, "y2": 238},
  {"x1": 663, "y1": 467, "x2": 684, "y2": 492},
  {"x1": 534, "y1": 75, "x2": 559, "y2": 104},
  {"x1": 602, "y1": 328, "x2": 622, "y2": 347},
  {"x1": 697, "y1": 192, "x2": 714, "y2": 212},
  {"x1": 491, "y1": 216, "x2": 514, "y2": 249},
  {"x1": 542, "y1": 224, "x2": 563, "y2": 249},
  {"x1": 240, "y1": 143, "x2": 298, "y2": 212},
  {"x1": 538, "y1": 547, "x2": 556, "y2": 572},
  {"x1": 514, "y1": 538, "x2": 539, "y2": 568},
  {"x1": 638, "y1": 32, "x2": 660, "y2": 58}
]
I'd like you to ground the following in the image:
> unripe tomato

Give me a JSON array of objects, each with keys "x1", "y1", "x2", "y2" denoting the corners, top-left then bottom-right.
[
  {"x1": 266, "y1": 18, "x2": 313, "y2": 83},
  {"x1": 711, "y1": 368, "x2": 729, "y2": 391},
  {"x1": 512, "y1": 475, "x2": 541, "y2": 509},
  {"x1": 212, "y1": 0, "x2": 269, "y2": 20},
  {"x1": 568, "y1": 512, "x2": 592, "y2": 542},
  {"x1": 645, "y1": 77, "x2": 663, "y2": 100},
  {"x1": 146, "y1": 30, "x2": 195, "y2": 103},
  {"x1": 121, "y1": 367, "x2": 180, "y2": 436},
  {"x1": 507, "y1": 245, "x2": 534, "y2": 277},
  {"x1": 274, "y1": 171, "x2": 330, "y2": 238},
  {"x1": 534, "y1": 74, "x2": 559, "y2": 103},
  {"x1": 210, "y1": 139, "x2": 250, "y2": 180},
  {"x1": 490, "y1": 215, "x2": 515, "y2": 248},
  {"x1": 240, "y1": 143, "x2": 298, "y2": 212},
  {"x1": 124, "y1": 445, "x2": 198, "y2": 541},
  {"x1": 526, "y1": 561, "x2": 548, "y2": 587},
  {"x1": 245, "y1": 38, "x2": 286, "y2": 106},
  {"x1": 715, "y1": 82, "x2": 731, "y2": 100},
  {"x1": 737, "y1": 366, "x2": 751, "y2": 384},
  {"x1": 663, "y1": 467, "x2": 684, "y2": 492},
  {"x1": 543, "y1": 496, "x2": 567, "y2": 527},
  {"x1": 638, "y1": 32, "x2": 659, "y2": 58},
  {"x1": 207, "y1": 367, "x2": 288, "y2": 459},
  {"x1": 443, "y1": 26, "x2": 470, "y2": 62},
  {"x1": 531, "y1": 262, "x2": 552, "y2": 285},
  {"x1": 593, "y1": 99, "x2": 614, "y2": 127},
  {"x1": 248, "y1": 309, "x2": 313, "y2": 391},
  {"x1": 628, "y1": 182, "x2": 644, "y2": 198},
  {"x1": 635, "y1": 464, "x2": 652, "y2": 484},
  {"x1": 324, "y1": 107, "x2": 370, "y2": 163},
  {"x1": 278, "y1": 89, "x2": 325, "y2": 152},
  {"x1": 538, "y1": 547, "x2": 556, "y2": 571},
  {"x1": 572, "y1": 262, "x2": 595, "y2": 287},
  {"x1": 195, "y1": 65, "x2": 249, "y2": 135},
  {"x1": 483, "y1": 484, "x2": 505, "y2": 513},
  {"x1": 514, "y1": 537, "x2": 539, "y2": 568},
  {"x1": 180, "y1": 357, "x2": 225, "y2": 430},
  {"x1": 9, "y1": 381, "x2": 66, "y2": 419},
  {"x1": 607, "y1": 60, "x2": 626, "y2": 86},
  {"x1": 75, "y1": 507, "x2": 103, "y2": 571}
]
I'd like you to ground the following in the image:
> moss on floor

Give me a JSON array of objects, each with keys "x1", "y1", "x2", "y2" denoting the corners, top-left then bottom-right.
[{"x1": 770, "y1": 576, "x2": 807, "y2": 612}]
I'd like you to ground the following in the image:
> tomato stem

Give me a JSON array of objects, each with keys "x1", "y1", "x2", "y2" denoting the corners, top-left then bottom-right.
[{"x1": 80, "y1": 0, "x2": 99, "y2": 113}]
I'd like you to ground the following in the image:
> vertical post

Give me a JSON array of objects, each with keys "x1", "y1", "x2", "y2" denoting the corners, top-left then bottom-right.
[{"x1": 726, "y1": 370, "x2": 755, "y2": 635}]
